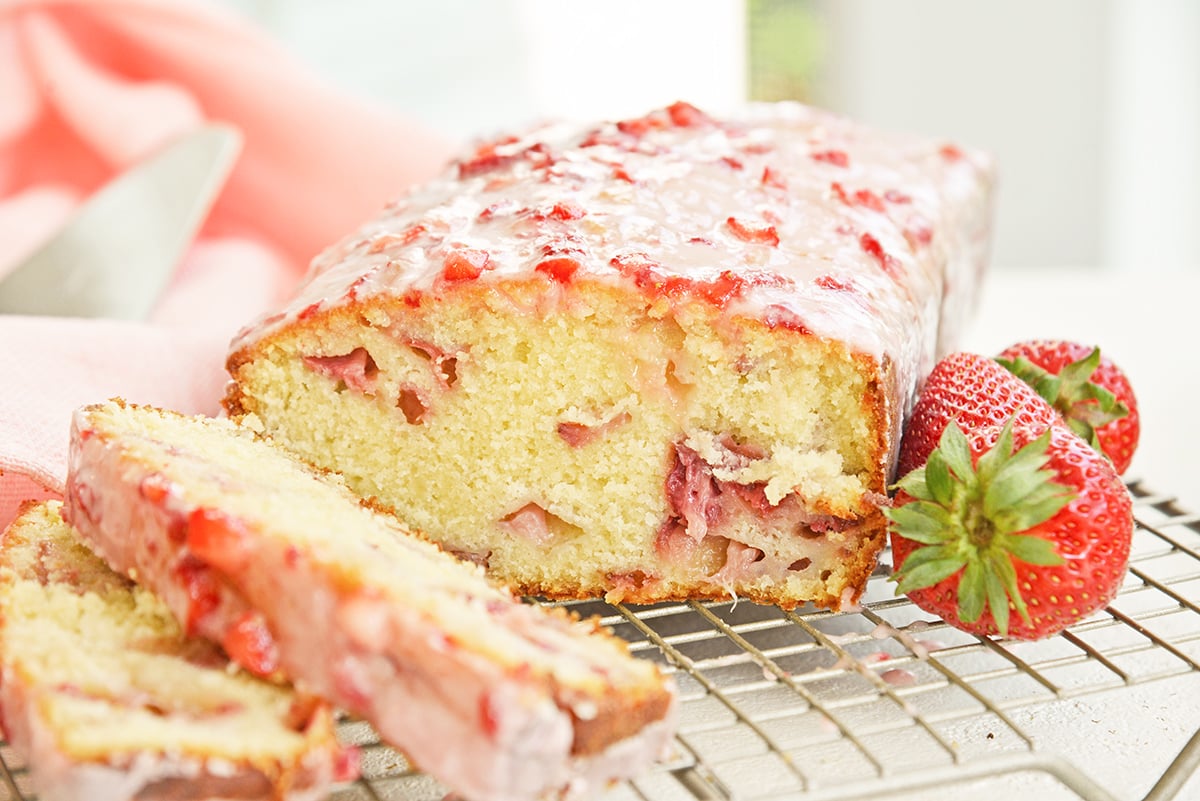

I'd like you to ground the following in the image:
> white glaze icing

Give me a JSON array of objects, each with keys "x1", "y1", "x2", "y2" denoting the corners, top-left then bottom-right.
[{"x1": 231, "y1": 102, "x2": 994, "y2": 430}]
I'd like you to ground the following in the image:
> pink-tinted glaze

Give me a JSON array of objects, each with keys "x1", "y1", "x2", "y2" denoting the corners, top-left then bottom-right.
[
  {"x1": 232, "y1": 102, "x2": 994, "y2": 439},
  {"x1": 0, "y1": 671, "x2": 339, "y2": 801},
  {"x1": 0, "y1": 672, "x2": 332, "y2": 801},
  {"x1": 0, "y1": 511, "x2": 344, "y2": 801},
  {"x1": 63, "y1": 409, "x2": 677, "y2": 801},
  {"x1": 66, "y1": 445, "x2": 252, "y2": 654}
]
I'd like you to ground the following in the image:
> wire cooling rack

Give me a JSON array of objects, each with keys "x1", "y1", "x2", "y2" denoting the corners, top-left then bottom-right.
[{"x1": 2, "y1": 481, "x2": 1198, "y2": 801}]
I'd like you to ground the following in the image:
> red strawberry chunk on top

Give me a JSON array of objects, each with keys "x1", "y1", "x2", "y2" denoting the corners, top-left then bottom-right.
[
  {"x1": 667, "y1": 101, "x2": 711, "y2": 127},
  {"x1": 535, "y1": 256, "x2": 581, "y2": 283},
  {"x1": 859, "y1": 233, "x2": 904, "y2": 280},
  {"x1": 535, "y1": 201, "x2": 585, "y2": 221},
  {"x1": 442, "y1": 248, "x2": 491, "y2": 281},
  {"x1": 726, "y1": 216, "x2": 780, "y2": 246},
  {"x1": 811, "y1": 149, "x2": 850, "y2": 167},
  {"x1": 761, "y1": 166, "x2": 787, "y2": 189}
]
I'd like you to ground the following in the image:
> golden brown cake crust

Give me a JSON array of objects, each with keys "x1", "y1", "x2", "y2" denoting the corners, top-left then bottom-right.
[{"x1": 523, "y1": 521, "x2": 887, "y2": 611}]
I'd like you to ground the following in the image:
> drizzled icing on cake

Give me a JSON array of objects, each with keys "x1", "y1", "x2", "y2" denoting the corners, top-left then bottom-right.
[{"x1": 233, "y1": 102, "x2": 992, "y2": 414}]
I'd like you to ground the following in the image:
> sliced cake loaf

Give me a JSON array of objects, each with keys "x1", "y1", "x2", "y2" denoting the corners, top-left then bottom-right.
[
  {"x1": 0, "y1": 501, "x2": 348, "y2": 801},
  {"x1": 64, "y1": 400, "x2": 676, "y2": 801},
  {"x1": 224, "y1": 101, "x2": 994, "y2": 610}
]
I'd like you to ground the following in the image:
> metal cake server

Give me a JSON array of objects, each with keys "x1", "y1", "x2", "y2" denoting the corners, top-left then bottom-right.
[{"x1": 0, "y1": 124, "x2": 243, "y2": 320}]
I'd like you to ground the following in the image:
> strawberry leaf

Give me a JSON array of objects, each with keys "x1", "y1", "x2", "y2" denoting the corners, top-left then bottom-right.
[
  {"x1": 893, "y1": 464, "x2": 930, "y2": 500},
  {"x1": 957, "y1": 561, "x2": 986, "y2": 623},
  {"x1": 1064, "y1": 416, "x2": 1104, "y2": 453},
  {"x1": 937, "y1": 423, "x2": 975, "y2": 481},
  {"x1": 895, "y1": 557, "x2": 965, "y2": 594},
  {"x1": 1036, "y1": 375, "x2": 1063, "y2": 403},
  {"x1": 983, "y1": 428, "x2": 1047, "y2": 487},
  {"x1": 996, "y1": 355, "x2": 1058, "y2": 402},
  {"x1": 975, "y1": 422, "x2": 1016, "y2": 483},
  {"x1": 983, "y1": 563, "x2": 1010, "y2": 635},
  {"x1": 1070, "y1": 382, "x2": 1128, "y2": 433},
  {"x1": 1081, "y1": 381, "x2": 1119, "y2": 412},
  {"x1": 1055, "y1": 347, "x2": 1101, "y2": 395},
  {"x1": 989, "y1": 548, "x2": 1030, "y2": 630},
  {"x1": 998, "y1": 348, "x2": 1128, "y2": 461},
  {"x1": 884, "y1": 503, "x2": 954, "y2": 543},
  {"x1": 1004, "y1": 533, "x2": 1065, "y2": 567},
  {"x1": 992, "y1": 491, "x2": 1073, "y2": 537},
  {"x1": 925, "y1": 450, "x2": 955, "y2": 506},
  {"x1": 984, "y1": 462, "x2": 1053, "y2": 515},
  {"x1": 895, "y1": 542, "x2": 959, "y2": 570},
  {"x1": 893, "y1": 544, "x2": 965, "y2": 593},
  {"x1": 983, "y1": 428, "x2": 1073, "y2": 529}
]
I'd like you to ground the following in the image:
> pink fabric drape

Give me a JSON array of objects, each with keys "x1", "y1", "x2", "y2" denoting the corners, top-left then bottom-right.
[{"x1": 0, "y1": 0, "x2": 458, "y2": 528}]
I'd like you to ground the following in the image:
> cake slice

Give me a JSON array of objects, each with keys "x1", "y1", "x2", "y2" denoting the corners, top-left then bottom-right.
[
  {"x1": 224, "y1": 101, "x2": 995, "y2": 610},
  {"x1": 64, "y1": 400, "x2": 677, "y2": 801},
  {"x1": 0, "y1": 501, "x2": 349, "y2": 801}
]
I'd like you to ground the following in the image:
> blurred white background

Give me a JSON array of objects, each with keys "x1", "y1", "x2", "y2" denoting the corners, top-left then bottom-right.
[{"x1": 218, "y1": 0, "x2": 1199, "y2": 273}]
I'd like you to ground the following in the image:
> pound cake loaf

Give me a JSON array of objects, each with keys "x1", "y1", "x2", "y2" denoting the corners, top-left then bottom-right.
[
  {"x1": 225, "y1": 101, "x2": 995, "y2": 610},
  {"x1": 64, "y1": 400, "x2": 677, "y2": 801},
  {"x1": 0, "y1": 501, "x2": 347, "y2": 801}
]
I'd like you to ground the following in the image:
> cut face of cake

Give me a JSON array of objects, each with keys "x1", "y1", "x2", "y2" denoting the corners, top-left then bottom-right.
[
  {"x1": 0, "y1": 501, "x2": 348, "y2": 801},
  {"x1": 64, "y1": 400, "x2": 676, "y2": 801},
  {"x1": 225, "y1": 101, "x2": 995, "y2": 610}
]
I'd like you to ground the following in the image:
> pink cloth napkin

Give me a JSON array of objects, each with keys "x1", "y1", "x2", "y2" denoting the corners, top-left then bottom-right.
[{"x1": 0, "y1": 0, "x2": 459, "y2": 529}]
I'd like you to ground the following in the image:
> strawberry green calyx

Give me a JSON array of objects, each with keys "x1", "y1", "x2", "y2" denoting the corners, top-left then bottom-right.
[
  {"x1": 884, "y1": 421, "x2": 1075, "y2": 636},
  {"x1": 996, "y1": 348, "x2": 1128, "y2": 455}
]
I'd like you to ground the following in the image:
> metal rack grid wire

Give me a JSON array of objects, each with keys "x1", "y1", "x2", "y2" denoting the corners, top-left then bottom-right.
[{"x1": 1, "y1": 481, "x2": 1198, "y2": 801}]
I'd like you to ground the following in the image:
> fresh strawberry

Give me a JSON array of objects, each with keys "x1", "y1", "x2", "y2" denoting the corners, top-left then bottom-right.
[
  {"x1": 896, "y1": 352, "x2": 1059, "y2": 477},
  {"x1": 996, "y1": 340, "x2": 1139, "y2": 474},
  {"x1": 886, "y1": 420, "x2": 1133, "y2": 639}
]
